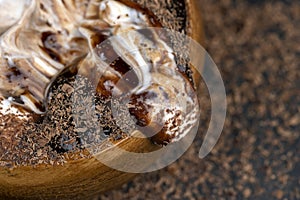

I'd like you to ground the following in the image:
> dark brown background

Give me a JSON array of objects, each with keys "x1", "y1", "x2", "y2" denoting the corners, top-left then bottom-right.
[{"x1": 98, "y1": 0, "x2": 300, "y2": 199}]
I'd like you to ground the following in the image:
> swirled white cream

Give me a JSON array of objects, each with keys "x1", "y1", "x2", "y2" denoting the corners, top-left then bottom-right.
[
  {"x1": 0, "y1": 0, "x2": 199, "y2": 144},
  {"x1": 0, "y1": 0, "x2": 27, "y2": 34}
]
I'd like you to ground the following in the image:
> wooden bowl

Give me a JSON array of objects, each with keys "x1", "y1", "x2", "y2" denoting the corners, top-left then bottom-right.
[{"x1": 0, "y1": 0, "x2": 204, "y2": 199}]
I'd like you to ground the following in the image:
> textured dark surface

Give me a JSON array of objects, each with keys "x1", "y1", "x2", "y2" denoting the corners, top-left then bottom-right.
[{"x1": 98, "y1": 0, "x2": 300, "y2": 199}]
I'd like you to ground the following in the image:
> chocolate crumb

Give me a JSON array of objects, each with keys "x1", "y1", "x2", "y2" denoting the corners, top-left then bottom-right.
[{"x1": 0, "y1": 74, "x2": 130, "y2": 167}]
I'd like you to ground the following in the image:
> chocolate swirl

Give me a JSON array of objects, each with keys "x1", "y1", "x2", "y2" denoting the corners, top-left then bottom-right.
[{"x1": 0, "y1": 0, "x2": 199, "y2": 145}]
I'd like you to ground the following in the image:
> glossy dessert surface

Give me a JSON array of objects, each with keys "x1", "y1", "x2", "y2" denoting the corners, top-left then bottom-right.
[{"x1": 0, "y1": 0, "x2": 199, "y2": 166}]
